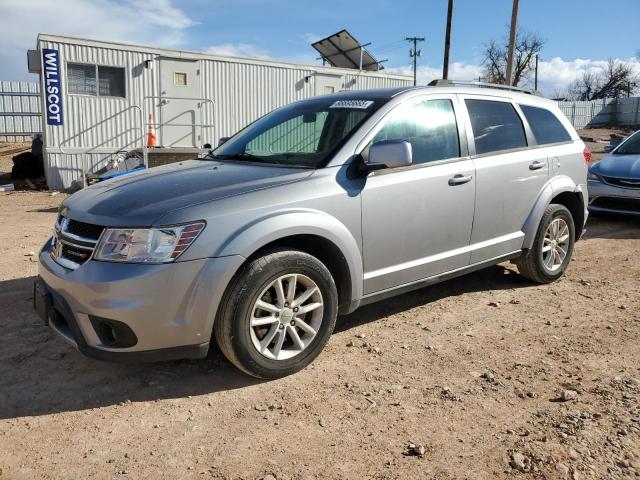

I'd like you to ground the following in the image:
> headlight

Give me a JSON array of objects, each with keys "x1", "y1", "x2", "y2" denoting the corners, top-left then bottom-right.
[
  {"x1": 587, "y1": 171, "x2": 602, "y2": 182},
  {"x1": 94, "y1": 222, "x2": 205, "y2": 263}
]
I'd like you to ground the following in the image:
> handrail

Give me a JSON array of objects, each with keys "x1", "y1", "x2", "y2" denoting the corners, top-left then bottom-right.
[
  {"x1": 55, "y1": 96, "x2": 214, "y2": 187},
  {"x1": 58, "y1": 104, "x2": 144, "y2": 187},
  {"x1": 141, "y1": 95, "x2": 214, "y2": 168}
]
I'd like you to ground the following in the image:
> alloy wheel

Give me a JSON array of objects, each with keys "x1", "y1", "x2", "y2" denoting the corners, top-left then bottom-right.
[
  {"x1": 541, "y1": 218, "x2": 570, "y2": 272},
  {"x1": 249, "y1": 274, "x2": 324, "y2": 360}
]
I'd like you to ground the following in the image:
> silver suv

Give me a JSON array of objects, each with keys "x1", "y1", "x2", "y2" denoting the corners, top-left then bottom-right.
[{"x1": 35, "y1": 82, "x2": 588, "y2": 378}]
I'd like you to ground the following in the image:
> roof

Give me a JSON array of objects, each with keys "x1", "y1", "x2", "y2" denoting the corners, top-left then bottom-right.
[{"x1": 36, "y1": 33, "x2": 411, "y2": 81}]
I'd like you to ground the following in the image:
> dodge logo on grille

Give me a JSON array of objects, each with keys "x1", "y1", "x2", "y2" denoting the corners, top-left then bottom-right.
[{"x1": 51, "y1": 235, "x2": 62, "y2": 259}]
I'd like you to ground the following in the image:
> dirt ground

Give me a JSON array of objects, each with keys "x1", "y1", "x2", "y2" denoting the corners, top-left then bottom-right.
[{"x1": 0, "y1": 190, "x2": 639, "y2": 480}]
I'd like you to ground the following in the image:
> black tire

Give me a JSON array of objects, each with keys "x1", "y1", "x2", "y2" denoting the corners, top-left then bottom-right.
[
  {"x1": 214, "y1": 248, "x2": 338, "y2": 379},
  {"x1": 516, "y1": 204, "x2": 575, "y2": 283}
]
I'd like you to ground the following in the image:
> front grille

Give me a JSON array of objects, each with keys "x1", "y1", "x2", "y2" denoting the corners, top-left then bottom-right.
[
  {"x1": 66, "y1": 219, "x2": 105, "y2": 240},
  {"x1": 602, "y1": 176, "x2": 640, "y2": 189},
  {"x1": 52, "y1": 215, "x2": 105, "y2": 269},
  {"x1": 591, "y1": 197, "x2": 640, "y2": 212},
  {"x1": 60, "y1": 243, "x2": 93, "y2": 263}
]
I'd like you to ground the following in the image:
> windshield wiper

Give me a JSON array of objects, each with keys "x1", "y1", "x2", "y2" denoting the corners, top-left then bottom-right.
[{"x1": 210, "y1": 152, "x2": 281, "y2": 164}]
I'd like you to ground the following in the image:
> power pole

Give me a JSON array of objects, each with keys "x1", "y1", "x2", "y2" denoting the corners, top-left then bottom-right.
[
  {"x1": 505, "y1": 0, "x2": 520, "y2": 86},
  {"x1": 534, "y1": 54, "x2": 539, "y2": 90},
  {"x1": 442, "y1": 0, "x2": 454, "y2": 80},
  {"x1": 406, "y1": 36, "x2": 425, "y2": 86}
]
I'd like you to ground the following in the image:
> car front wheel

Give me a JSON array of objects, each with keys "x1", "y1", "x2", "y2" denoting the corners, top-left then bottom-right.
[{"x1": 214, "y1": 248, "x2": 338, "y2": 379}]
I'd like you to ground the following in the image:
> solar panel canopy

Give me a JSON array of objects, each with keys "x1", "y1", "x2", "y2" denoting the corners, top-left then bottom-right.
[{"x1": 312, "y1": 29, "x2": 383, "y2": 71}]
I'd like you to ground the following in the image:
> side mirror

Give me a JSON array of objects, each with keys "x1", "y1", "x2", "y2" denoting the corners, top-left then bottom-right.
[
  {"x1": 218, "y1": 137, "x2": 230, "y2": 147},
  {"x1": 366, "y1": 140, "x2": 413, "y2": 170}
]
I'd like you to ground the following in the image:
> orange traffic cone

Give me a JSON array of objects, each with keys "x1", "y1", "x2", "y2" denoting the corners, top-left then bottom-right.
[{"x1": 146, "y1": 114, "x2": 157, "y2": 147}]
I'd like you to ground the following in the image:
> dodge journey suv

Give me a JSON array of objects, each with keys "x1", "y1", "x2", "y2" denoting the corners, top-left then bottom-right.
[{"x1": 35, "y1": 81, "x2": 588, "y2": 378}]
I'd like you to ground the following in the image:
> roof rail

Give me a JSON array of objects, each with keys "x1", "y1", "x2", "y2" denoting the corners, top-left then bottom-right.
[{"x1": 428, "y1": 79, "x2": 543, "y2": 96}]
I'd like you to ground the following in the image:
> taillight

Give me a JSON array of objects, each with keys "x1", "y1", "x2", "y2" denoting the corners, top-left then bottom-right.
[{"x1": 583, "y1": 147, "x2": 592, "y2": 165}]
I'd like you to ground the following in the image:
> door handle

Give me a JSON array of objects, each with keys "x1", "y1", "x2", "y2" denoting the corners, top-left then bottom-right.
[
  {"x1": 529, "y1": 160, "x2": 545, "y2": 170},
  {"x1": 448, "y1": 174, "x2": 473, "y2": 186}
]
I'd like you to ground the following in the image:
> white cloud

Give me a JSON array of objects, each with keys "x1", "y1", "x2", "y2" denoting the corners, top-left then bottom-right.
[
  {"x1": 387, "y1": 62, "x2": 484, "y2": 85},
  {"x1": 203, "y1": 43, "x2": 271, "y2": 59},
  {"x1": 202, "y1": 43, "x2": 322, "y2": 66},
  {"x1": 0, "y1": 0, "x2": 195, "y2": 81},
  {"x1": 388, "y1": 57, "x2": 640, "y2": 97},
  {"x1": 300, "y1": 33, "x2": 322, "y2": 44}
]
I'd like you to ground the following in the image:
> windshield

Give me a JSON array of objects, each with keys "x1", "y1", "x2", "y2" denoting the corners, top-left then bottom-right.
[
  {"x1": 211, "y1": 98, "x2": 386, "y2": 168},
  {"x1": 615, "y1": 131, "x2": 640, "y2": 155}
]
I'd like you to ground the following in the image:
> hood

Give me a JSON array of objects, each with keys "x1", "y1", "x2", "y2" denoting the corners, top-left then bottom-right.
[
  {"x1": 590, "y1": 153, "x2": 640, "y2": 179},
  {"x1": 63, "y1": 159, "x2": 314, "y2": 226}
]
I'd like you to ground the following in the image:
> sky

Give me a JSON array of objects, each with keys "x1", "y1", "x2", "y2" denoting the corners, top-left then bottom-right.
[{"x1": 1, "y1": 0, "x2": 639, "y2": 96}]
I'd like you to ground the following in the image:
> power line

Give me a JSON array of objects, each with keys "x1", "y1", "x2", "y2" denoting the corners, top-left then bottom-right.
[
  {"x1": 375, "y1": 44, "x2": 410, "y2": 55},
  {"x1": 374, "y1": 39, "x2": 406, "y2": 51},
  {"x1": 405, "y1": 37, "x2": 425, "y2": 86}
]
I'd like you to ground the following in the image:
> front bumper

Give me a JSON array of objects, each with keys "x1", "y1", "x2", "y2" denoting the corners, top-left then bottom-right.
[
  {"x1": 588, "y1": 179, "x2": 640, "y2": 216},
  {"x1": 38, "y1": 238, "x2": 245, "y2": 362}
]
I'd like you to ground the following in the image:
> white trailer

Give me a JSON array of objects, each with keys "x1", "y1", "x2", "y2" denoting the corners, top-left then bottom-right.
[{"x1": 29, "y1": 34, "x2": 411, "y2": 190}]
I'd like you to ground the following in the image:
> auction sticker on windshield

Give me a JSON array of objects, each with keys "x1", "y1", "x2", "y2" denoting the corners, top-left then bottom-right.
[{"x1": 329, "y1": 100, "x2": 374, "y2": 109}]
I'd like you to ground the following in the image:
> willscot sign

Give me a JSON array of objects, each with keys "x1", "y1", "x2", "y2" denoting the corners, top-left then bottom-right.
[{"x1": 42, "y1": 48, "x2": 64, "y2": 126}]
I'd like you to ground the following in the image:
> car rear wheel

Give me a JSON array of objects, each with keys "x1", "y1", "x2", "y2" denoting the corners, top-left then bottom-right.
[
  {"x1": 516, "y1": 204, "x2": 575, "y2": 283},
  {"x1": 214, "y1": 248, "x2": 338, "y2": 379}
]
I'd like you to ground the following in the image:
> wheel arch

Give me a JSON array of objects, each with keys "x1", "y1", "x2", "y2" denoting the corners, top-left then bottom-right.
[
  {"x1": 215, "y1": 209, "x2": 363, "y2": 314},
  {"x1": 522, "y1": 177, "x2": 586, "y2": 249}
]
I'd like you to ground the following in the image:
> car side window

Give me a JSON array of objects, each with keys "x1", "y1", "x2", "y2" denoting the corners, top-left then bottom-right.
[
  {"x1": 465, "y1": 99, "x2": 527, "y2": 155},
  {"x1": 519, "y1": 105, "x2": 572, "y2": 145},
  {"x1": 372, "y1": 99, "x2": 460, "y2": 165}
]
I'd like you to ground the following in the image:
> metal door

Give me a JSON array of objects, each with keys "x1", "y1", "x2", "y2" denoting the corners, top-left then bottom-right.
[
  {"x1": 360, "y1": 95, "x2": 475, "y2": 294},
  {"x1": 158, "y1": 58, "x2": 201, "y2": 147},
  {"x1": 459, "y1": 95, "x2": 549, "y2": 263}
]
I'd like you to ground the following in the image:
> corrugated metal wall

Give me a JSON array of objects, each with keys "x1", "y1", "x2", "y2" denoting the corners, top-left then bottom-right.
[
  {"x1": 0, "y1": 81, "x2": 41, "y2": 142},
  {"x1": 40, "y1": 39, "x2": 156, "y2": 189},
  {"x1": 558, "y1": 97, "x2": 640, "y2": 129},
  {"x1": 39, "y1": 37, "x2": 411, "y2": 190},
  {"x1": 557, "y1": 98, "x2": 612, "y2": 129}
]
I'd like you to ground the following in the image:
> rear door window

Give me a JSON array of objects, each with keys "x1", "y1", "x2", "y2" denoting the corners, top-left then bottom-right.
[
  {"x1": 465, "y1": 99, "x2": 527, "y2": 155},
  {"x1": 519, "y1": 105, "x2": 572, "y2": 145}
]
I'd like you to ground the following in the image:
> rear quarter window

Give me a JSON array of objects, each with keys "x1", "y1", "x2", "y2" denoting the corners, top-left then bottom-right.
[
  {"x1": 465, "y1": 99, "x2": 527, "y2": 155},
  {"x1": 519, "y1": 105, "x2": 572, "y2": 145}
]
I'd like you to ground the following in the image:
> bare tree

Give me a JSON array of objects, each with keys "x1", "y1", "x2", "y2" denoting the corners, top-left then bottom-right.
[
  {"x1": 483, "y1": 30, "x2": 544, "y2": 87},
  {"x1": 568, "y1": 59, "x2": 639, "y2": 100}
]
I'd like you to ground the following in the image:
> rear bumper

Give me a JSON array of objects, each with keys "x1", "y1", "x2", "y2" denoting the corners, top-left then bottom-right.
[{"x1": 38, "y1": 238, "x2": 245, "y2": 362}]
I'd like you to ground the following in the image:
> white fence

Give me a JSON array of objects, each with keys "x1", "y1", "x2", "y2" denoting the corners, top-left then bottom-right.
[
  {"x1": 0, "y1": 81, "x2": 41, "y2": 142},
  {"x1": 558, "y1": 97, "x2": 640, "y2": 129}
]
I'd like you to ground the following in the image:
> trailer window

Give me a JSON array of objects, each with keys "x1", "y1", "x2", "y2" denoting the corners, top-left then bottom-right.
[
  {"x1": 98, "y1": 66, "x2": 125, "y2": 97},
  {"x1": 67, "y1": 63, "x2": 97, "y2": 96},
  {"x1": 67, "y1": 63, "x2": 125, "y2": 98},
  {"x1": 174, "y1": 72, "x2": 188, "y2": 86}
]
